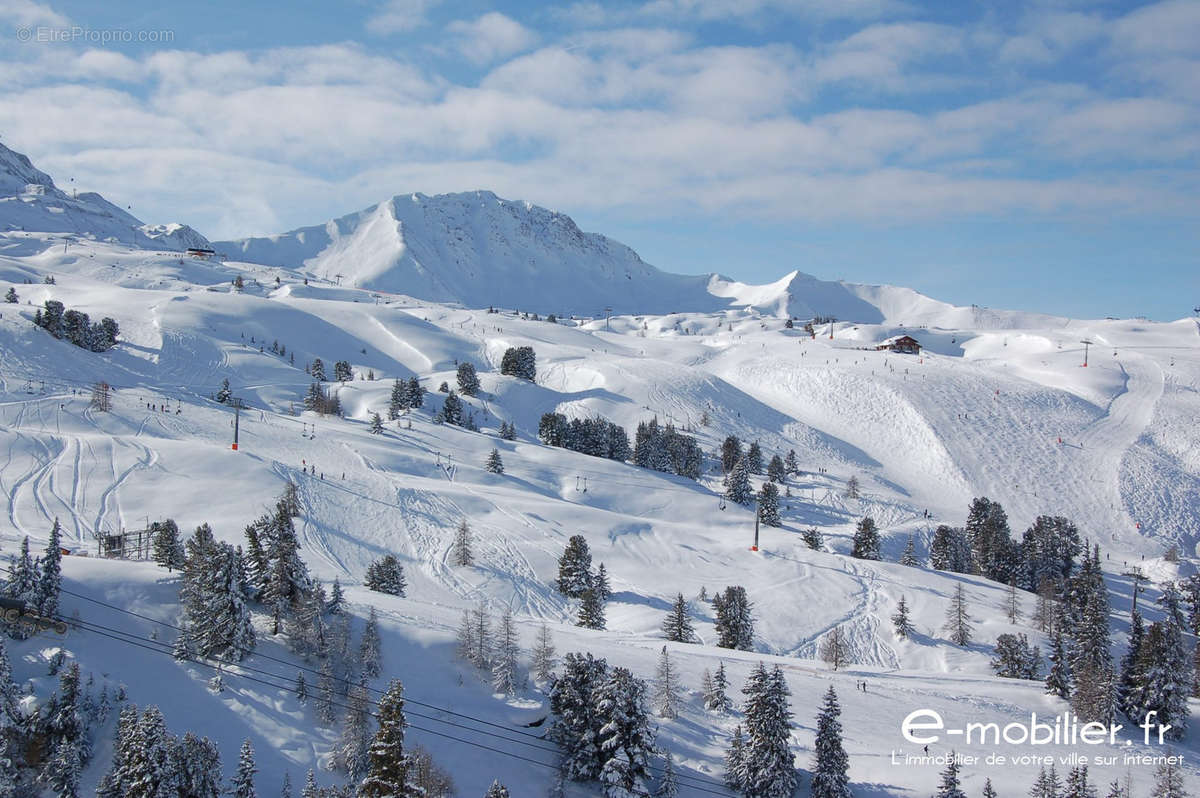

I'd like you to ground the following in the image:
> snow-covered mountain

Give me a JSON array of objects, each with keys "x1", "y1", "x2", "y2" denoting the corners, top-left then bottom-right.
[
  {"x1": 1, "y1": 141, "x2": 1199, "y2": 796},
  {"x1": 0, "y1": 143, "x2": 210, "y2": 252}
]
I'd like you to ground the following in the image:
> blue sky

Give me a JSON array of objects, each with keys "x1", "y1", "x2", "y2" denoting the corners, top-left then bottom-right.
[{"x1": 1, "y1": 0, "x2": 1197, "y2": 320}]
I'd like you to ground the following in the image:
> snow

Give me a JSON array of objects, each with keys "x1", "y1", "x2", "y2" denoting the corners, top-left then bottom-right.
[{"x1": 0, "y1": 143, "x2": 1198, "y2": 796}]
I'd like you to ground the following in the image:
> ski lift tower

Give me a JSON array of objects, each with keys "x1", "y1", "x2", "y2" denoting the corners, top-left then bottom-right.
[
  {"x1": 230, "y1": 396, "x2": 245, "y2": 450},
  {"x1": 1080, "y1": 339, "x2": 1092, "y2": 368}
]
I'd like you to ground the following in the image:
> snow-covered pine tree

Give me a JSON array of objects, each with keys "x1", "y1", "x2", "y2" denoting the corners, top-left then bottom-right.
[
  {"x1": 316, "y1": 659, "x2": 337, "y2": 726},
  {"x1": 844, "y1": 475, "x2": 860, "y2": 499},
  {"x1": 594, "y1": 563, "x2": 611, "y2": 602},
  {"x1": 1046, "y1": 622, "x2": 1073, "y2": 699},
  {"x1": 37, "y1": 518, "x2": 63, "y2": 618},
  {"x1": 990, "y1": 633, "x2": 1041, "y2": 679},
  {"x1": 723, "y1": 457, "x2": 754, "y2": 505},
  {"x1": 767, "y1": 454, "x2": 786, "y2": 484},
  {"x1": 784, "y1": 449, "x2": 799, "y2": 474},
  {"x1": 723, "y1": 725, "x2": 747, "y2": 791},
  {"x1": 944, "y1": 583, "x2": 973, "y2": 646},
  {"x1": 456, "y1": 362, "x2": 481, "y2": 396},
  {"x1": 526, "y1": 623, "x2": 556, "y2": 685},
  {"x1": 704, "y1": 661, "x2": 732, "y2": 713},
  {"x1": 655, "y1": 751, "x2": 678, "y2": 798},
  {"x1": 578, "y1": 587, "x2": 607, "y2": 630},
  {"x1": 1064, "y1": 765, "x2": 1096, "y2": 798},
  {"x1": 327, "y1": 577, "x2": 345, "y2": 615},
  {"x1": 405, "y1": 376, "x2": 424, "y2": 408},
  {"x1": 933, "y1": 753, "x2": 966, "y2": 798},
  {"x1": 802, "y1": 527, "x2": 824, "y2": 551},
  {"x1": 485, "y1": 448, "x2": 504, "y2": 474},
  {"x1": 463, "y1": 603, "x2": 492, "y2": 670},
  {"x1": 492, "y1": 608, "x2": 521, "y2": 696},
  {"x1": 230, "y1": 739, "x2": 258, "y2": 798},
  {"x1": 500, "y1": 421, "x2": 517, "y2": 440},
  {"x1": 370, "y1": 412, "x2": 384, "y2": 434},
  {"x1": 662, "y1": 593, "x2": 695, "y2": 643},
  {"x1": 3, "y1": 288, "x2": 15, "y2": 304},
  {"x1": 301, "y1": 770, "x2": 319, "y2": 798},
  {"x1": 740, "y1": 663, "x2": 796, "y2": 798},
  {"x1": 810, "y1": 685, "x2": 850, "y2": 798},
  {"x1": 653, "y1": 646, "x2": 680, "y2": 720},
  {"x1": 334, "y1": 682, "x2": 373, "y2": 784},
  {"x1": 720, "y1": 436, "x2": 743, "y2": 473},
  {"x1": 1123, "y1": 618, "x2": 1190, "y2": 738},
  {"x1": 549, "y1": 652, "x2": 608, "y2": 782},
  {"x1": 594, "y1": 666, "x2": 655, "y2": 798},
  {"x1": 850, "y1": 516, "x2": 880, "y2": 560},
  {"x1": 758, "y1": 482, "x2": 781, "y2": 527},
  {"x1": 1031, "y1": 765, "x2": 1063, "y2": 797},
  {"x1": 484, "y1": 780, "x2": 511, "y2": 798},
  {"x1": 359, "y1": 607, "x2": 383, "y2": 680},
  {"x1": 713, "y1": 586, "x2": 754, "y2": 650},
  {"x1": 556, "y1": 535, "x2": 593, "y2": 598},
  {"x1": 173, "y1": 732, "x2": 222, "y2": 798},
  {"x1": 892, "y1": 595, "x2": 914, "y2": 638},
  {"x1": 982, "y1": 778, "x2": 998, "y2": 798},
  {"x1": 1153, "y1": 754, "x2": 1188, "y2": 798},
  {"x1": 819, "y1": 626, "x2": 850, "y2": 670},
  {"x1": 295, "y1": 672, "x2": 308, "y2": 703},
  {"x1": 900, "y1": 535, "x2": 919, "y2": 567},
  {"x1": 364, "y1": 555, "x2": 406, "y2": 596},
  {"x1": 387, "y1": 379, "x2": 407, "y2": 419},
  {"x1": 311, "y1": 358, "x2": 326, "y2": 382},
  {"x1": 453, "y1": 520, "x2": 474, "y2": 567},
  {"x1": 152, "y1": 519, "x2": 187, "y2": 571},
  {"x1": 746, "y1": 441, "x2": 763, "y2": 473}
]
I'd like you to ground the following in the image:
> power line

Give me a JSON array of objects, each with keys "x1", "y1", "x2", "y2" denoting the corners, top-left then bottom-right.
[{"x1": 57, "y1": 589, "x2": 735, "y2": 795}]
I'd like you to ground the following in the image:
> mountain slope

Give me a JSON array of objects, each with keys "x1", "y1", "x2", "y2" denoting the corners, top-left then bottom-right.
[
  {"x1": 215, "y1": 191, "x2": 724, "y2": 315},
  {"x1": 0, "y1": 143, "x2": 210, "y2": 252}
]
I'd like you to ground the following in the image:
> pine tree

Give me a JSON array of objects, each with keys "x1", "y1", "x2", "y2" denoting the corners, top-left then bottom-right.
[
  {"x1": 549, "y1": 652, "x2": 608, "y2": 782},
  {"x1": 844, "y1": 475, "x2": 860, "y2": 499},
  {"x1": 484, "y1": 780, "x2": 511, "y2": 798},
  {"x1": 741, "y1": 663, "x2": 796, "y2": 798},
  {"x1": 3, "y1": 288, "x2": 15, "y2": 303},
  {"x1": 578, "y1": 587, "x2": 607, "y2": 630},
  {"x1": 851, "y1": 516, "x2": 881, "y2": 560},
  {"x1": 388, "y1": 379, "x2": 407, "y2": 419},
  {"x1": 713, "y1": 585, "x2": 754, "y2": 650},
  {"x1": 704, "y1": 661, "x2": 732, "y2": 713},
  {"x1": 802, "y1": 527, "x2": 824, "y2": 551},
  {"x1": 531, "y1": 622, "x2": 556, "y2": 683},
  {"x1": 280, "y1": 772, "x2": 293, "y2": 798},
  {"x1": 758, "y1": 482, "x2": 781, "y2": 527},
  {"x1": 406, "y1": 376, "x2": 424, "y2": 408},
  {"x1": 723, "y1": 458, "x2": 754, "y2": 505},
  {"x1": 723, "y1": 725, "x2": 747, "y2": 791},
  {"x1": 661, "y1": 593, "x2": 695, "y2": 643},
  {"x1": 820, "y1": 625, "x2": 850, "y2": 670},
  {"x1": 1153, "y1": 754, "x2": 1188, "y2": 798},
  {"x1": 892, "y1": 595, "x2": 914, "y2": 638},
  {"x1": 295, "y1": 672, "x2": 308, "y2": 703},
  {"x1": 231, "y1": 739, "x2": 258, "y2": 798},
  {"x1": 991, "y1": 633, "x2": 1042, "y2": 679},
  {"x1": 1046, "y1": 622, "x2": 1072, "y2": 699},
  {"x1": 745, "y1": 441, "x2": 764, "y2": 473},
  {"x1": 983, "y1": 778, "x2": 998, "y2": 798},
  {"x1": 316, "y1": 659, "x2": 337, "y2": 726},
  {"x1": 485, "y1": 448, "x2": 504, "y2": 474},
  {"x1": 364, "y1": 555, "x2": 406, "y2": 596},
  {"x1": 594, "y1": 667, "x2": 655, "y2": 798},
  {"x1": 311, "y1": 358, "x2": 326, "y2": 382},
  {"x1": 173, "y1": 732, "x2": 222, "y2": 798},
  {"x1": 327, "y1": 577, "x2": 345, "y2": 615},
  {"x1": 653, "y1": 646, "x2": 680, "y2": 719},
  {"x1": 152, "y1": 519, "x2": 186, "y2": 571},
  {"x1": 1065, "y1": 765, "x2": 1097, "y2": 798},
  {"x1": 456, "y1": 362, "x2": 481, "y2": 396},
  {"x1": 933, "y1": 753, "x2": 966, "y2": 798},
  {"x1": 1031, "y1": 765, "x2": 1063, "y2": 797},
  {"x1": 656, "y1": 751, "x2": 678, "y2": 798},
  {"x1": 301, "y1": 770, "x2": 319, "y2": 798},
  {"x1": 767, "y1": 454, "x2": 786, "y2": 483},
  {"x1": 359, "y1": 607, "x2": 383, "y2": 679},
  {"x1": 335, "y1": 681, "x2": 373, "y2": 783},
  {"x1": 556, "y1": 535, "x2": 593, "y2": 598},
  {"x1": 720, "y1": 436, "x2": 743, "y2": 473},
  {"x1": 944, "y1": 583, "x2": 973, "y2": 646},
  {"x1": 370, "y1": 412, "x2": 384, "y2": 434},
  {"x1": 492, "y1": 608, "x2": 521, "y2": 695},
  {"x1": 359, "y1": 680, "x2": 416, "y2": 797},
  {"x1": 900, "y1": 535, "x2": 919, "y2": 566},
  {"x1": 453, "y1": 520, "x2": 474, "y2": 567},
  {"x1": 37, "y1": 518, "x2": 63, "y2": 617}
]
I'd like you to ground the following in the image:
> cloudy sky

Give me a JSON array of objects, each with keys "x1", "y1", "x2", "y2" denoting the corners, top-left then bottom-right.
[{"x1": 1, "y1": 0, "x2": 1197, "y2": 320}]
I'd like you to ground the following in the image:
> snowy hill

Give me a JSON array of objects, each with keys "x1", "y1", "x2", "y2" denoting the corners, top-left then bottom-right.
[
  {"x1": 0, "y1": 143, "x2": 210, "y2": 252},
  {"x1": 0, "y1": 143, "x2": 1198, "y2": 796}
]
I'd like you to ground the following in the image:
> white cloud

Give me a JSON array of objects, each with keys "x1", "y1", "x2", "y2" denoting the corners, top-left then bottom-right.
[
  {"x1": 0, "y1": 0, "x2": 67, "y2": 27},
  {"x1": 447, "y1": 12, "x2": 539, "y2": 65},
  {"x1": 366, "y1": 0, "x2": 440, "y2": 35}
]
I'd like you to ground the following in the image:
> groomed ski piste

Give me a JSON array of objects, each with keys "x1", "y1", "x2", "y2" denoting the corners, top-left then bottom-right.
[{"x1": 2, "y1": 187, "x2": 1200, "y2": 793}]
